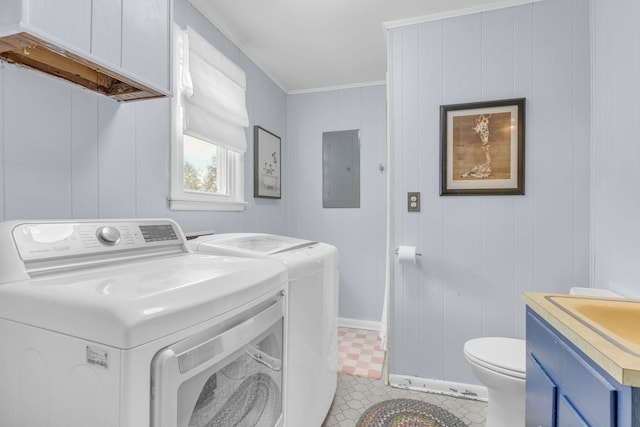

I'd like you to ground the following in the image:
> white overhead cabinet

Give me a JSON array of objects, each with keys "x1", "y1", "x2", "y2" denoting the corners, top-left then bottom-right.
[{"x1": 0, "y1": 0, "x2": 171, "y2": 101}]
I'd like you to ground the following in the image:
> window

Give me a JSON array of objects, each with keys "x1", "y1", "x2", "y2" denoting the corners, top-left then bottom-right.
[
  {"x1": 169, "y1": 26, "x2": 248, "y2": 211},
  {"x1": 182, "y1": 135, "x2": 227, "y2": 194}
]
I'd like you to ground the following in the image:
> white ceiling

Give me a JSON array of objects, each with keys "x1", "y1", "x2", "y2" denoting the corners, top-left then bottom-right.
[{"x1": 189, "y1": 0, "x2": 530, "y2": 93}]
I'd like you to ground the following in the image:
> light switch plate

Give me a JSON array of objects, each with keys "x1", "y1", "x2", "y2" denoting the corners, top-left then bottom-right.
[{"x1": 408, "y1": 192, "x2": 420, "y2": 212}]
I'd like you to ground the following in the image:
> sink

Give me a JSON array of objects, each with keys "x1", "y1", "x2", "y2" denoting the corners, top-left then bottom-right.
[{"x1": 547, "y1": 295, "x2": 640, "y2": 356}]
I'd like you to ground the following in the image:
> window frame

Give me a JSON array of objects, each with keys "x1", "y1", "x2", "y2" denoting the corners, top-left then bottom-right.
[{"x1": 168, "y1": 26, "x2": 247, "y2": 212}]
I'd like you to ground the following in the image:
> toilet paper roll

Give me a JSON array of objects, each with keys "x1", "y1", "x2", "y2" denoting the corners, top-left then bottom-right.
[{"x1": 397, "y1": 245, "x2": 417, "y2": 264}]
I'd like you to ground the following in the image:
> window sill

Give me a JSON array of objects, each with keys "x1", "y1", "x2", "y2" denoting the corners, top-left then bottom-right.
[{"x1": 168, "y1": 196, "x2": 247, "y2": 212}]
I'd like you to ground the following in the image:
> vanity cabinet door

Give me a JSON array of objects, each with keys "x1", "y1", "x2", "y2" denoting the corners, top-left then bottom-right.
[
  {"x1": 526, "y1": 309, "x2": 618, "y2": 427},
  {"x1": 526, "y1": 353, "x2": 557, "y2": 427},
  {"x1": 560, "y1": 339, "x2": 617, "y2": 427},
  {"x1": 557, "y1": 395, "x2": 589, "y2": 427}
]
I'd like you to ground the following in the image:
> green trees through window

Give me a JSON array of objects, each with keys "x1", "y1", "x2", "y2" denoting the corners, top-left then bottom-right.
[{"x1": 183, "y1": 154, "x2": 218, "y2": 193}]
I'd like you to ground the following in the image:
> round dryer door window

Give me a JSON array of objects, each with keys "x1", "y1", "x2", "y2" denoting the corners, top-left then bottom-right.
[{"x1": 151, "y1": 295, "x2": 285, "y2": 427}]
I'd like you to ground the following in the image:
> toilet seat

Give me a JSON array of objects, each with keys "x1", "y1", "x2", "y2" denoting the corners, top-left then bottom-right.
[{"x1": 464, "y1": 337, "x2": 526, "y2": 380}]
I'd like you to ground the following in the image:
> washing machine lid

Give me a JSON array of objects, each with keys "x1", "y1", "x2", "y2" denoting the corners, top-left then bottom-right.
[
  {"x1": 464, "y1": 337, "x2": 526, "y2": 379},
  {"x1": 191, "y1": 233, "x2": 339, "y2": 279},
  {"x1": 191, "y1": 233, "x2": 316, "y2": 256},
  {"x1": 0, "y1": 220, "x2": 288, "y2": 350}
]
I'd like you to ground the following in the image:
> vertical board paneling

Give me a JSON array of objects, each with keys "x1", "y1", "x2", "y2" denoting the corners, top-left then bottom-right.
[
  {"x1": 532, "y1": 0, "x2": 575, "y2": 292},
  {"x1": 92, "y1": 0, "x2": 122, "y2": 65},
  {"x1": 4, "y1": 68, "x2": 72, "y2": 220},
  {"x1": 513, "y1": 4, "x2": 535, "y2": 337},
  {"x1": 592, "y1": 0, "x2": 640, "y2": 297},
  {"x1": 481, "y1": 199, "x2": 515, "y2": 337},
  {"x1": 400, "y1": 25, "x2": 421, "y2": 372},
  {"x1": 97, "y1": 98, "x2": 137, "y2": 218},
  {"x1": 299, "y1": 93, "x2": 324, "y2": 239},
  {"x1": 591, "y1": 0, "x2": 614, "y2": 288},
  {"x1": 121, "y1": 0, "x2": 170, "y2": 90},
  {"x1": 442, "y1": 14, "x2": 483, "y2": 103},
  {"x1": 607, "y1": 0, "x2": 640, "y2": 289},
  {"x1": 442, "y1": 199, "x2": 483, "y2": 383},
  {"x1": 285, "y1": 95, "x2": 301, "y2": 231},
  {"x1": 481, "y1": 8, "x2": 516, "y2": 99},
  {"x1": 71, "y1": 87, "x2": 99, "y2": 218},
  {"x1": 0, "y1": 64, "x2": 4, "y2": 222},
  {"x1": 611, "y1": 0, "x2": 639, "y2": 291},
  {"x1": 572, "y1": 0, "x2": 591, "y2": 286},
  {"x1": 442, "y1": 14, "x2": 484, "y2": 384},
  {"x1": 338, "y1": 89, "x2": 361, "y2": 129},
  {"x1": 361, "y1": 87, "x2": 383, "y2": 319},
  {"x1": 240, "y1": 66, "x2": 288, "y2": 235},
  {"x1": 389, "y1": 28, "x2": 406, "y2": 373},
  {"x1": 135, "y1": 99, "x2": 171, "y2": 218},
  {"x1": 28, "y1": 0, "x2": 91, "y2": 52},
  {"x1": 287, "y1": 95, "x2": 318, "y2": 237},
  {"x1": 375, "y1": 87, "x2": 388, "y2": 316},
  {"x1": 417, "y1": 20, "x2": 445, "y2": 378},
  {"x1": 326, "y1": 89, "x2": 359, "y2": 319},
  {"x1": 389, "y1": 0, "x2": 591, "y2": 386},
  {"x1": 0, "y1": 2, "x2": 19, "y2": 28},
  {"x1": 286, "y1": 85, "x2": 387, "y2": 323},
  {"x1": 480, "y1": 9, "x2": 516, "y2": 338}
]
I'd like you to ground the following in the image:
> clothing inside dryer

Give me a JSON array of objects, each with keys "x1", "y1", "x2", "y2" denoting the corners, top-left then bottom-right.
[{"x1": 177, "y1": 321, "x2": 283, "y2": 427}]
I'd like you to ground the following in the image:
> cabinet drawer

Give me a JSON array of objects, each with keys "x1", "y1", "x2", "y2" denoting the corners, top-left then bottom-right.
[{"x1": 527, "y1": 311, "x2": 617, "y2": 427}]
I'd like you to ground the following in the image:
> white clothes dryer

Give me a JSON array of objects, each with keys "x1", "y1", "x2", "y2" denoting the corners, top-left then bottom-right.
[
  {"x1": 190, "y1": 233, "x2": 339, "y2": 427},
  {"x1": 0, "y1": 219, "x2": 288, "y2": 427}
]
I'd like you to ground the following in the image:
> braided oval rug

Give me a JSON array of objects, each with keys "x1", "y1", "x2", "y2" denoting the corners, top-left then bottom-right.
[{"x1": 356, "y1": 398, "x2": 467, "y2": 427}]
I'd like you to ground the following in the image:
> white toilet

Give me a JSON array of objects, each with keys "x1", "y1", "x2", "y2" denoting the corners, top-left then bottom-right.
[{"x1": 463, "y1": 337, "x2": 526, "y2": 427}]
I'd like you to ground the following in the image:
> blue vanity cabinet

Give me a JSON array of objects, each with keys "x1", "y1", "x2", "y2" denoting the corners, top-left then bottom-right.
[
  {"x1": 525, "y1": 307, "x2": 640, "y2": 427},
  {"x1": 526, "y1": 352, "x2": 557, "y2": 426}
]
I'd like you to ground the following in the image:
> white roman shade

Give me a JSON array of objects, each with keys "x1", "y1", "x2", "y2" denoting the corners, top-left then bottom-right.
[{"x1": 181, "y1": 27, "x2": 249, "y2": 153}]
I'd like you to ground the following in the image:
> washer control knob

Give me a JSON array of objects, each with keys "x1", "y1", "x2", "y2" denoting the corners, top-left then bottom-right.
[{"x1": 96, "y1": 226, "x2": 121, "y2": 246}]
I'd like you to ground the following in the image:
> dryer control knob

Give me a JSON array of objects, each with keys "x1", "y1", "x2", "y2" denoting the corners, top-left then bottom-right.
[{"x1": 97, "y1": 226, "x2": 121, "y2": 246}]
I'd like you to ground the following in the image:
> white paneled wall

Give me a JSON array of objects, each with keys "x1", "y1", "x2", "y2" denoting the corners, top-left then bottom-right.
[
  {"x1": 591, "y1": 0, "x2": 640, "y2": 298},
  {"x1": 388, "y1": 0, "x2": 590, "y2": 385},
  {"x1": 0, "y1": 0, "x2": 288, "y2": 236},
  {"x1": 287, "y1": 86, "x2": 387, "y2": 323},
  {"x1": 0, "y1": 65, "x2": 3, "y2": 219}
]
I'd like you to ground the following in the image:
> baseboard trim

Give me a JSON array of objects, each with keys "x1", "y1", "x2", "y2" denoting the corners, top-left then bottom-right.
[
  {"x1": 338, "y1": 318, "x2": 382, "y2": 332},
  {"x1": 388, "y1": 374, "x2": 488, "y2": 402}
]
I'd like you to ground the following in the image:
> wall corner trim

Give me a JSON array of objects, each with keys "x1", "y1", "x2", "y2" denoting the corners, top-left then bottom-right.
[{"x1": 383, "y1": 0, "x2": 541, "y2": 30}]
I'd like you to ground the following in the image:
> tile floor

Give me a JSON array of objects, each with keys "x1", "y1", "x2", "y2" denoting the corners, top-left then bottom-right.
[
  {"x1": 337, "y1": 328, "x2": 385, "y2": 379},
  {"x1": 321, "y1": 374, "x2": 487, "y2": 427},
  {"x1": 326, "y1": 327, "x2": 487, "y2": 426}
]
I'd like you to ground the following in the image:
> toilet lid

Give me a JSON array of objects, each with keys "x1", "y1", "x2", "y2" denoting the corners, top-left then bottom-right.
[{"x1": 464, "y1": 337, "x2": 526, "y2": 379}]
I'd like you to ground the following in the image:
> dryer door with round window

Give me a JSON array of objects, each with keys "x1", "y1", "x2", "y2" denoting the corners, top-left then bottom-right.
[{"x1": 151, "y1": 294, "x2": 285, "y2": 427}]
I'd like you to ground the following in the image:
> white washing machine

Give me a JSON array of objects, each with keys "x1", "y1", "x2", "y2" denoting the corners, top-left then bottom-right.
[
  {"x1": 0, "y1": 219, "x2": 289, "y2": 427},
  {"x1": 190, "y1": 233, "x2": 339, "y2": 427}
]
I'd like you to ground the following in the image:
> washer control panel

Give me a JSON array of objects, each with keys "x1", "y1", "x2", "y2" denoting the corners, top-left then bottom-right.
[{"x1": 12, "y1": 220, "x2": 185, "y2": 261}]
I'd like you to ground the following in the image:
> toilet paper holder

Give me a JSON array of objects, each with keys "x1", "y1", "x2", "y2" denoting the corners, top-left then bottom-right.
[{"x1": 394, "y1": 248, "x2": 422, "y2": 256}]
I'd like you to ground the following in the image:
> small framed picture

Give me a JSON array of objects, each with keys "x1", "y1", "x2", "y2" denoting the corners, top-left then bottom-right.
[
  {"x1": 254, "y1": 126, "x2": 281, "y2": 199},
  {"x1": 440, "y1": 98, "x2": 525, "y2": 196}
]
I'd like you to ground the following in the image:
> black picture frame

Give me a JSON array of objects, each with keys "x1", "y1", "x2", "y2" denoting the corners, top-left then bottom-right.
[
  {"x1": 254, "y1": 126, "x2": 281, "y2": 199},
  {"x1": 440, "y1": 98, "x2": 525, "y2": 196}
]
